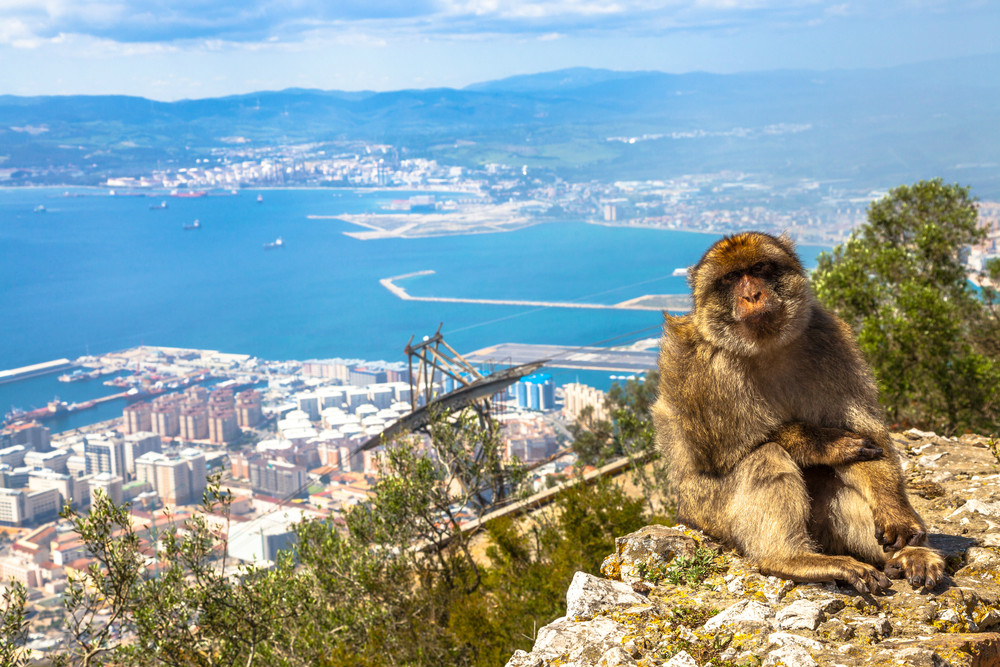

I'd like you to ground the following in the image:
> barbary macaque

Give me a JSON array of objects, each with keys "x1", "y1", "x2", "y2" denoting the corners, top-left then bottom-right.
[{"x1": 653, "y1": 232, "x2": 943, "y2": 593}]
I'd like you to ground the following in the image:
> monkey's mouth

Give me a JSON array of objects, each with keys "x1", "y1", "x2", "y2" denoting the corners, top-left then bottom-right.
[{"x1": 735, "y1": 307, "x2": 783, "y2": 337}]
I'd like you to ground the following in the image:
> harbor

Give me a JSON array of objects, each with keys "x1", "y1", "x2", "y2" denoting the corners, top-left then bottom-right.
[{"x1": 0, "y1": 348, "x2": 246, "y2": 432}]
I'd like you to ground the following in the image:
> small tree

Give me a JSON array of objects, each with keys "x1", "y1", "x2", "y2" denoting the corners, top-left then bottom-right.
[
  {"x1": 1, "y1": 581, "x2": 30, "y2": 667},
  {"x1": 813, "y1": 179, "x2": 1000, "y2": 434}
]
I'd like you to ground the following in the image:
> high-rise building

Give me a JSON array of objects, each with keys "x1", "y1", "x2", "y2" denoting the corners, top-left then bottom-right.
[
  {"x1": 562, "y1": 383, "x2": 610, "y2": 425},
  {"x1": 179, "y1": 405, "x2": 209, "y2": 440},
  {"x1": 296, "y1": 393, "x2": 320, "y2": 420},
  {"x1": 208, "y1": 388, "x2": 235, "y2": 411},
  {"x1": 27, "y1": 469, "x2": 75, "y2": 506},
  {"x1": 208, "y1": 408, "x2": 238, "y2": 444},
  {"x1": 349, "y1": 367, "x2": 387, "y2": 386},
  {"x1": 134, "y1": 449, "x2": 207, "y2": 506},
  {"x1": 0, "y1": 446, "x2": 26, "y2": 467},
  {"x1": 184, "y1": 385, "x2": 210, "y2": 404},
  {"x1": 5, "y1": 423, "x2": 51, "y2": 452},
  {"x1": 84, "y1": 434, "x2": 126, "y2": 479},
  {"x1": 23, "y1": 448, "x2": 70, "y2": 474},
  {"x1": 514, "y1": 374, "x2": 556, "y2": 411},
  {"x1": 0, "y1": 489, "x2": 26, "y2": 526},
  {"x1": 89, "y1": 473, "x2": 124, "y2": 506},
  {"x1": 150, "y1": 401, "x2": 180, "y2": 438},
  {"x1": 122, "y1": 432, "x2": 161, "y2": 477},
  {"x1": 122, "y1": 402, "x2": 152, "y2": 434},
  {"x1": 248, "y1": 460, "x2": 307, "y2": 498},
  {"x1": 0, "y1": 488, "x2": 61, "y2": 527},
  {"x1": 235, "y1": 389, "x2": 263, "y2": 428}
]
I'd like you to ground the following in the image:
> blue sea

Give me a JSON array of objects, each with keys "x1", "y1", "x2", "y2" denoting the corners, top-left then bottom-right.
[{"x1": 0, "y1": 187, "x2": 824, "y2": 431}]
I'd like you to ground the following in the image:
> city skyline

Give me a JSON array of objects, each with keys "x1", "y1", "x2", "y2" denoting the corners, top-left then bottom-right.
[{"x1": 1, "y1": 1, "x2": 998, "y2": 100}]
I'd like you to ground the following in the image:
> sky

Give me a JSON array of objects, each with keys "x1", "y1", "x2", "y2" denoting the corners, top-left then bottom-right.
[{"x1": 0, "y1": 0, "x2": 998, "y2": 100}]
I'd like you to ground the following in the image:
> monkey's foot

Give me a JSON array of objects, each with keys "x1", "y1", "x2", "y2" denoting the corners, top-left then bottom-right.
[
  {"x1": 758, "y1": 553, "x2": 891, "y2": 595},
  {"x1": 873, "y1": 508, "x2": 926, "y2": 552},
  {"x1": 884, "y1": 546, "x2": 945, "y2": 592}
]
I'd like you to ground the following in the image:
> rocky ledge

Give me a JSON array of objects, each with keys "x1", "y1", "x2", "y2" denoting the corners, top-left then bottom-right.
[{"x1": 505, "y1": 430, "x2": 1000, "y2": 667}]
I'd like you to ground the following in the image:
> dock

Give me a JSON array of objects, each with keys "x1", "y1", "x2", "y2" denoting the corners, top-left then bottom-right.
[{"x1": 0, "y1": 359, "x2": 77, "y2": 385}]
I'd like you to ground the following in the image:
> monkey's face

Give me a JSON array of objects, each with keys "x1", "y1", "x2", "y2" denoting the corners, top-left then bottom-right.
[{"x1": 689, "y1": 232, "x2": 813, "y2": 356}]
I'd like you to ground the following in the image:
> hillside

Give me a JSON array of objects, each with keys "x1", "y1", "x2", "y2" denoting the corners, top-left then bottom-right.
[{"x1": 2, "y1": 55, "x2": 1000, "y2": 195}]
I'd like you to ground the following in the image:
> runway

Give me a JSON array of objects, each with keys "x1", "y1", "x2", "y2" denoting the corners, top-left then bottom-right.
[{"x1": 464, "y1": 342, "x2": 658, "y2": 374}]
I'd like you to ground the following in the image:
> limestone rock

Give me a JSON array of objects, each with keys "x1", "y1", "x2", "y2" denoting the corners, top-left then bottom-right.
[
  {"x1": 703, "y1": 600, "x2": 774, "y2": 632},
  {"x1": 566, "y1": 571, "x2": 648, "y2": 620},
  {"x1": 766, "y1": 632, "x2": 824, "y2": 651},
  {"x1": 776, "y1": 599, "x2": 825, "y2": 630},
  {"x1": 504, "y1": 650, "x2": 542, "y2": 667},
  {"x1": 530, "y1": 615, "x2": 625, "y2": 666},
  {"x1": 663, "y1": 651, "x2": 698, "y2": 667},
  {"x1": 599, "y1": 524, "x2": 702, "y2": 586},
  {"x1": 504, "y1": 432, "x2": 1000, "y2": 667},
  {"x1": 599, "y1": 645, "x2": 637, "y2": 666},
  {"x1": 763, "y1": 644, "x2": 817, "y2": 667}
]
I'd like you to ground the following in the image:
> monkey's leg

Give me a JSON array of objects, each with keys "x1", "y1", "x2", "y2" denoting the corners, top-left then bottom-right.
[
  {"x1": 806, "y1": 467, "x2": 945, "y2": 592},
  {"x1": 720, "y1": 442, "x2": 890, "y2": 594}
]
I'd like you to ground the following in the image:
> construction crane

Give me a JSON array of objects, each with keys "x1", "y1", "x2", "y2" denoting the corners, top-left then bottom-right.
[
  {"x1": 354, "y1": 325, "x2": 546, "y2": 506},
  {"x1": 356, "y1": 324, "x2": 547, "y2": 452}
]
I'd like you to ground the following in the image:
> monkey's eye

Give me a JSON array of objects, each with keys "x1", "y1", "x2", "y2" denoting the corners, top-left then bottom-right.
[
  {"x1": 748, "y1": 262, "x2": 774, "y2": 277},
  {"x1": 721, "y1": 270, "x2": 741, "y2": 284}
]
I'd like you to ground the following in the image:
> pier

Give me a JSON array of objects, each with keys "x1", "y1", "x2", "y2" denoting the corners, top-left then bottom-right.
[
  {"x1": 0, "y1": 359, "x2": 77, "y2": 385},
  {"x1": 380, "y1": 271, "x2": 691, "y2": 312}
]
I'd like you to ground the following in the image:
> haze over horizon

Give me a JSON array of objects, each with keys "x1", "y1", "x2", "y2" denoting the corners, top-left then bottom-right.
[{"x1": 2, "y1": 0, "x2": 999, "y2": 101}]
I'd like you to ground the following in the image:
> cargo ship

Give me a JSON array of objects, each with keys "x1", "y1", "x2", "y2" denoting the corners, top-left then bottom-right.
[{"x1": 2, "y1": 399, "x2": 67, "y2": 427}]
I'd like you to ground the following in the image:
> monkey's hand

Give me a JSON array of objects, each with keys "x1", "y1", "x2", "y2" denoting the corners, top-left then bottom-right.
[
  {"x1": 772, "y1": 423, "x2": 883, "y2": 467},
  {"x1": 873, "y1": 505, "x2": 927, "y2": 552},
  {"x1": 884, "y1": 546, "x2": 945, "y2": 592},
  {"x1": 826, "y1": 431, "x2": 884, "y2": 465}
]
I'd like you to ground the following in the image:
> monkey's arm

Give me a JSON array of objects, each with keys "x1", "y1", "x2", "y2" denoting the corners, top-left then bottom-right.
[
  {"x1": 839, "y1": 442, "x2": 927, "y2": 550},
  {"x1": 771, "y1": 422, "x2": 883, "y2": 467}
]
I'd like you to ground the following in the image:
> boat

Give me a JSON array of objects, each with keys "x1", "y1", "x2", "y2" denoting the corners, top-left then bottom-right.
[
  {"x1": 149, "y1": 200, "x2": 168, "y2": 210},
  {"x1": 58, "y1": 369, "x2": 87, "y2": 383},
  {"x1": 170, "y1": 190, "x2": 207, "y2": 198},
  {"x1": 2, "y1": 399, "x2": 67, "y2": 427},
  {"x1": 263, "y1": 237, "x2": 284, "y2": 250},
  {"x1": 183, "y1": 219, "x2": 201, "y2": 230},
  {"x1": 257, "y1": 194, "x2": 264, "y2": 203},
  {"x1": 33, "y1": 205, "x2": 46, "y2": 213}
]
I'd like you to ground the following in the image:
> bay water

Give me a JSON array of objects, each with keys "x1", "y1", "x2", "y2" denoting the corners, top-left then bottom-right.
[{"x1": 0, "y1": 187, "x2": 823, "y2": 429}]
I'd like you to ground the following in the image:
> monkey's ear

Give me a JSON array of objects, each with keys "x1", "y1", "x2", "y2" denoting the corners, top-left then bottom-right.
[
  {"x1": 776, "y1": 232, "x2": 796, "y2": 254},
  {"x1": 686, "y1": 263, "x2": 701, "y2": 291}
]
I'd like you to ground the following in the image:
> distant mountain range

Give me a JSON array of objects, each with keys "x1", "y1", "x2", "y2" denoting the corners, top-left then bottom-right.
[{"x1": 2, "y1": 54, "x2": 999, "y2": 195}]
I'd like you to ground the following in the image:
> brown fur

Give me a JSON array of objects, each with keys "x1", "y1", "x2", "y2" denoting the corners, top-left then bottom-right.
[{"x1": 654, "y1": 232, "x2": 944, "y2": 593}]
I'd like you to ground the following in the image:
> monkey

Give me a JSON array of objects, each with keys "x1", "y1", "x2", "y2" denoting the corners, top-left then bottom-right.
[{"x1": 652, "y1": 231, "x2": 944, "y2": 594}]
